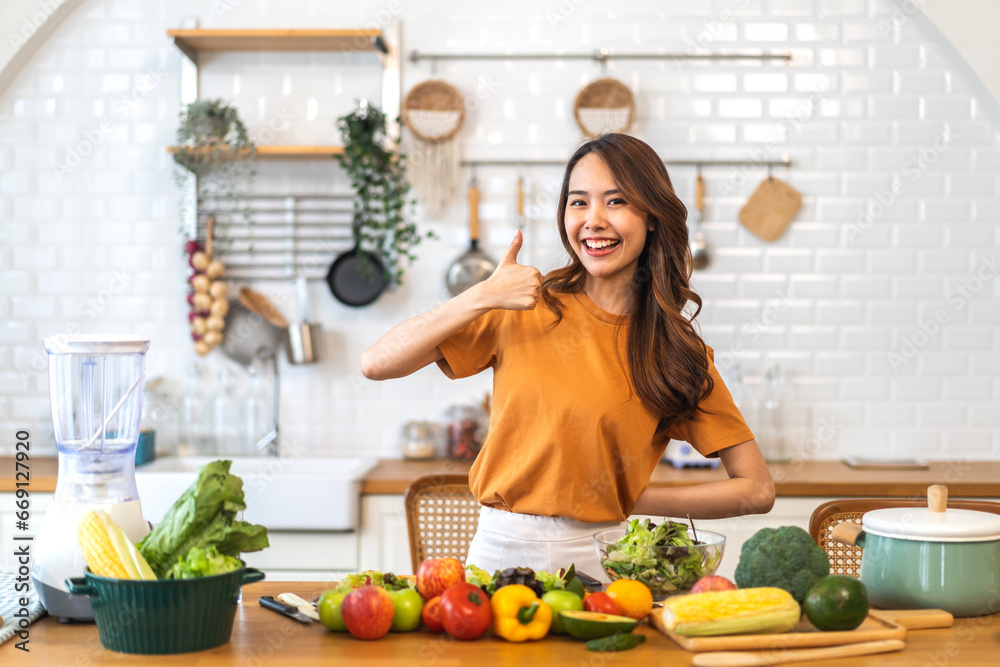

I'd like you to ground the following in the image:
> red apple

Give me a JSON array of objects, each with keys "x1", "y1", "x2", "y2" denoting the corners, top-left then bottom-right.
[
  {"x1": 691, "y1": 575, "x2": 738, "y2": 594},
  {"x1": 341, "y1": 585, "x2": 394, "y2": 640},
  {"x1": 416, "y1": 557, "x2": 465, "y2": 600}
]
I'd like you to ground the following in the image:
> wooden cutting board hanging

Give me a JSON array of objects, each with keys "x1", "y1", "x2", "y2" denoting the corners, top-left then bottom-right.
[{"x1": 738, "y1": 176, "x2": 802, "y2": 242}]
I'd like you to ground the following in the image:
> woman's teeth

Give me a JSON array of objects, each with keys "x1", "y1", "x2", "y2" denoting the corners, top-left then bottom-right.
[{"x1": 585, "y1": 239, "x2": 620, "y2": 249}]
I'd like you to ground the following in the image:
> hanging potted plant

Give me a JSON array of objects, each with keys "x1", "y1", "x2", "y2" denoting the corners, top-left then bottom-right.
[
  {"x1": 335, "y1": 100, "x2": 426, "y2": 286},
  {"x1": 172, "y1": 99, "x2": 255, "y2": 355}
]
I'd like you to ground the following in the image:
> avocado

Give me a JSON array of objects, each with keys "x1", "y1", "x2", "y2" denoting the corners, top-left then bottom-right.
[
  {"x1": 803, "y1": 575, "x2": 869, "y2": 632},
  {"x1": 560, "y1": 610, "x2": 638, "y2": 641}
]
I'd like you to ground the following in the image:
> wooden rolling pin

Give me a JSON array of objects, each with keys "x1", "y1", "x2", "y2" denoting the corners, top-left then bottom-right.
[{"x1": 692, "y1": 639, "x2": 906, "y2": 667}]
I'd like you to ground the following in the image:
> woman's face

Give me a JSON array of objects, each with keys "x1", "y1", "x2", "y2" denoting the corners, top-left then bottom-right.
[{"x1": 564, "y1": 153, "x2": 651, "y2": 286}]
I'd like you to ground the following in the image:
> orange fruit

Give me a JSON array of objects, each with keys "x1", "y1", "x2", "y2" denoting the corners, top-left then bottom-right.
[{"x1": 605, "y1": 579, "x2": 654, "y2": 620}]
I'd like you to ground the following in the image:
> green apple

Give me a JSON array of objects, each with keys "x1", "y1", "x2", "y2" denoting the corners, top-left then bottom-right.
[
  {"x1": 387, "y1": 587, "x2": 424, "y2": 632},
  {"x1": 541, "y1": 589, "x2": 584, "y2": 634},
  {"x1": 318, "y1": 587, "x2": 351, "y2": 632}
]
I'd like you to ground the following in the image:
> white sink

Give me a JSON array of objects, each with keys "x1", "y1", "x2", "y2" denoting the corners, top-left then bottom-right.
[{"x1": 135, "y1": 456, "x2": 378, "y2": 531}]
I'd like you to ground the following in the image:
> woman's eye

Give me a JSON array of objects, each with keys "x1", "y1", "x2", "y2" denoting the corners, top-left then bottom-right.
[
  {"x1": 608, "y1": 197, "x2": 626, "y2": 206},
  {"x1": 569, "y1": 199, "x2": 585, "y2": 207}
]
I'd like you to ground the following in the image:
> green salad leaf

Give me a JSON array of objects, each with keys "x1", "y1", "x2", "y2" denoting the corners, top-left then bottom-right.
[
  {"x1": 164, "y1": 545, "x2": 242, "y2": 579},
  {"x1": 602, "y1": 518, "x2": 719, "y2": 594},
  {"x1": 137, "y1": 460, "x2": 269, "y2": 578}
]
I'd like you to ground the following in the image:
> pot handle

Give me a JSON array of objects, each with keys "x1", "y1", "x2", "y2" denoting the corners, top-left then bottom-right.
[
  {"x1": 241, "y1": 568, "x2": 266, "y2": 586},
  {"x1": 831, "y1": 521, "x2": 865, "y2": 546},
  {"x1": 65, "y1": 577, "x2": 98, "y2": 598},
  {"x1": 928, "y1": 484, "x2": 948, "y2": 513}
]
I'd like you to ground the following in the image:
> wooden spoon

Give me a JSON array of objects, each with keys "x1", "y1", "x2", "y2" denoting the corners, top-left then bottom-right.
[
  {"x1": 239, "y1": 287, "x2": 289, "y2": 329},
  {"x1": 691, "y1": 639, "x2": 905, "y2": 667}
]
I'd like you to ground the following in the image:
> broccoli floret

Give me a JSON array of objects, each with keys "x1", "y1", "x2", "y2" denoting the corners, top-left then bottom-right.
[{"x1": 734, "y1": 526, "x2": 830, "y2": 604}]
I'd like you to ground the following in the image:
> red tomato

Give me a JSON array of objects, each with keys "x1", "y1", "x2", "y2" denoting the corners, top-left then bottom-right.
[
  {"x1": 421, "y1": 595, "x2": 445, "y2": 633},
  {"x1": 583, "y1": 591, "x2": 623, "y2": 616},
  {"x1": 439, "y1": 582, "x2": 492, "y2": 640}
]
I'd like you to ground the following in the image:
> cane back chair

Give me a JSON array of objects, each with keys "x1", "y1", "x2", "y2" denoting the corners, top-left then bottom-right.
[{"x1": 404, "y1": 474, "x2": 481, "y2": 574}]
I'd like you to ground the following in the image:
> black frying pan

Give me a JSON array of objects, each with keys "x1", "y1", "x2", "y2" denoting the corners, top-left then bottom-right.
[{"x1": 325, "y1": 232, "x2": 388, "y2": 307}]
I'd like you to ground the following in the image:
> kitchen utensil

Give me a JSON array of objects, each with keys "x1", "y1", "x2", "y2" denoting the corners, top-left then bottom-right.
[
  {"x1": 32, "y1": 335, "x2": 152, "y2": 621},
  {"x1": 868, "y1": 608, "x2": 953, "y2": 630},
  {"x1": 286, "y1": 273, "x2": 321, "y2": 365},
  {"x1": 690, "y1": 170, "x2": 710, "y2": 270},
  {"x1": 259, "y1": 596, "x2": 315, "y2": 623},
  {"x1": 239, "y1": 287, "x2": 289, "y2": 329},
  {"x1": 573, "y1": 78, "x2": 635, "y2": 137},
  {"x1": 690, "y1": 639, "x2": 906, "y2": 667},
  {"x1": 738, "y1": 176, "x2": 802, "y2": 242},
  {"x1": 403, "y1": 79, "x2": 465, "y2": 217},
  {"x1": 831, "y1": 484, "x2": 1000, "y2": 617},
  {"x1": 325, "y1": 227, "x2": 389, "y2": 307},
  {"x1": 649, "y1": 607, "x2": 907, "y2": 652},
  {"x1": 446, "y1": 176, "x2": 497, "y2": 296},
  {"x1": 594, "y1": 528, "x2": 725, "y2": 600},
  {"x1": 65, "y1": 567, "x2": 265, "y2": 654}
]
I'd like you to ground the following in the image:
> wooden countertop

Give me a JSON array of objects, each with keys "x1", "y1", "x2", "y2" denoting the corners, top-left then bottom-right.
[
  {"x1": 4, "y1": 580, "x2": 999, "y2": 665},
  {"x1": 4, "y1": 457, "x2": 1000, "y2": 498},
  {"x1": 361, "y1": 458, "x2": 1000, "y2": 497}
]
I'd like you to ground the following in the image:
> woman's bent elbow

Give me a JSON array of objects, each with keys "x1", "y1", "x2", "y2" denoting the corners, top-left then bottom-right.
[{"x1": 753, "y1": 479, "x2": 776, "y2": 514}]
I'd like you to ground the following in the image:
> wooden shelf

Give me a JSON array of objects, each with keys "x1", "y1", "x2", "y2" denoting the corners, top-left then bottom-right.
[
  {"x1": 167, "y1": 29, "x2": 387, "y2": 56},
  {"x1": 168, "y1": 145, "x2": 345, "y2": 160}
]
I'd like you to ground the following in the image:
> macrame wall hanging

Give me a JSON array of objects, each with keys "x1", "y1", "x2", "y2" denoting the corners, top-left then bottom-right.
[
  {"x1": 573, "y1": 77, "x2": 636, "y2": 138},
  {"x1": 402, "y1": 80, "x2": 466, "y2": 217}
]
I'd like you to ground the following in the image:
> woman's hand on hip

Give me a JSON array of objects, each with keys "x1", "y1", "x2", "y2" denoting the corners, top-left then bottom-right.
[{"x1": 480, "y1": 230, "x2": 542, "y2": 311}]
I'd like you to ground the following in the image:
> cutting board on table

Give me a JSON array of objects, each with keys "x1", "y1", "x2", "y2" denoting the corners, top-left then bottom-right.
[{"x1": 649, "y1": 607, "x2": 952, "y2": 652}]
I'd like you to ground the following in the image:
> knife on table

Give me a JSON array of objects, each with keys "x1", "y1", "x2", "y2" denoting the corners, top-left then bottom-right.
[{"x1": 259, "y1": 595, "x2": 316, "y2": 623}]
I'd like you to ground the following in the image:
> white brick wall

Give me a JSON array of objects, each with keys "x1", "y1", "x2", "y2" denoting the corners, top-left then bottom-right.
[{"x1": 0, "y1": 0, "x2": 998, "y2": 461}]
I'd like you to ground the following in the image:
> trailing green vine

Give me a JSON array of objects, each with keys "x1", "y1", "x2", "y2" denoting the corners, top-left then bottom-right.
[{"x1": 336, "y1": 101, "x2": 426, "y2": 285}]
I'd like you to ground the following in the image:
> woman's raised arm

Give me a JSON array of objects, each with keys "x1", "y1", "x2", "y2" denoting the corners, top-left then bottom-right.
[{"x1": 360, "y1": 230, "x2": 542, "y2": 380}]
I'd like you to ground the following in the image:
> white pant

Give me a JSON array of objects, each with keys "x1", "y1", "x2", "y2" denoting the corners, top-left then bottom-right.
[{"x1": 465, "y1": 506, "x2": 624, "y2": 583}]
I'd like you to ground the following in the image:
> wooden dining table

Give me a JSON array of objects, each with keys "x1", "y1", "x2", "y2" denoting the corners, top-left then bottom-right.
[{"x1": 3, "y1": 580, "x2": 999, "y2": 665}]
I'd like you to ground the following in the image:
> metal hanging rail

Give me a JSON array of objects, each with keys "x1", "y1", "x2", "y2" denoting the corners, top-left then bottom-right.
[
  {"x1": 461, "y1": 157, "x2": 793, "y2": 168},
  {"x1": 410, "y1": 50, "x2": 792, "y2": 64}
]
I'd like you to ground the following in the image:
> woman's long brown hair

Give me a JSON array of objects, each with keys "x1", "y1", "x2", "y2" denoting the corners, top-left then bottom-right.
[{"x1": 541, "y1": 133, "x2": 713, "y2": 432}]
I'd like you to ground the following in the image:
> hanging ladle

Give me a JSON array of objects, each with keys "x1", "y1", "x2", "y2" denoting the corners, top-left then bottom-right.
[{"x1": 690, "y1": 167, "x2": 710, "y2": 270}]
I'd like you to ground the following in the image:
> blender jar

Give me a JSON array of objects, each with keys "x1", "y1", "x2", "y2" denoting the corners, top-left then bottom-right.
[{"x1": 32, "y1": 334, "x2": 152, "y2": 621}]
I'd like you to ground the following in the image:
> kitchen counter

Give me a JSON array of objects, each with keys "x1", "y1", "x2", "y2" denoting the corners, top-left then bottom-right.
[
  {"x1": 3, "y1": 580, "x2": 999, "y2": 665},
  {"x1": 5, "y1": 457, "x2": 1000, "y2": 497}
]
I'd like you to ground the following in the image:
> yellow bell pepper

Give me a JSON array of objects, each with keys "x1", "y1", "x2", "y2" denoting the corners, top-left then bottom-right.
[{"x1": 490, "y1": 584, "x2": 552, "y2": 642}]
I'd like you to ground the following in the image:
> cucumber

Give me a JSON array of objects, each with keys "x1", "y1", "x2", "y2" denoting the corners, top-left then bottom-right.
[{"x1": 586, "y1": 633, "x2": 646, "y2": 652}]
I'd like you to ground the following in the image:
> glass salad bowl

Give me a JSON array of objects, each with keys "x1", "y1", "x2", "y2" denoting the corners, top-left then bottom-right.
[{"x1": 594, "y1": 524, "x2": 726, "y2": 600}]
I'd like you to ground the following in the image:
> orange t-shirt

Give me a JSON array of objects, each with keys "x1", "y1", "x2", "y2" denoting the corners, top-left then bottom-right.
[{"x1": 437, "y1": 290, "x2": 754, "y2": 523}]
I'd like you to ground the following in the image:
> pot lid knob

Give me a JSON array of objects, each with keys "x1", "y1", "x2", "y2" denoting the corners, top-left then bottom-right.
[{"x1": 928, "y1": 484, "x2": 948, "y2": 513}]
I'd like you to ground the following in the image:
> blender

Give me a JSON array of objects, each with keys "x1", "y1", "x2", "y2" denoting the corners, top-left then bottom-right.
[{"x1": 32, "y1": 335, "x2": 152, "y2": 621}]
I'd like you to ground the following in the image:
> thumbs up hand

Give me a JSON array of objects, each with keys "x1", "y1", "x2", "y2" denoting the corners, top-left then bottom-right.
[{"x1": 482, "y1": 230, "x2": 543, "y2": 311}]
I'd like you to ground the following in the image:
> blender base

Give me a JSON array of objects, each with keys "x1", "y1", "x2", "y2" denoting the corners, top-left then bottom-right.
[{"x1": 33, "y1": 577, "x2": 94, "y2": 622}]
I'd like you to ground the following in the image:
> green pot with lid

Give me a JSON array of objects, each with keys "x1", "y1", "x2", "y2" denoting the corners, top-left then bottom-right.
[{"x1": 832, "y1": 485, "x2": 1000, "y2": 618}]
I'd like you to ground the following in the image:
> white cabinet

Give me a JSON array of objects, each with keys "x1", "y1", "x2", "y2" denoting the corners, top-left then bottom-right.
[
  {"x1": 0, "y1": 493, "x2": 52, "y2": 572},
  {"x1": 358, "y1": 495, "x2": 411, "y2": 575}
]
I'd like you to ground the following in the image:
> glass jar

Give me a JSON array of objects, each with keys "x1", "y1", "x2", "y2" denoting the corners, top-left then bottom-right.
[
  {"x1": 399, "y1": 421, "x2": 443, "y2": 460},
  {"x1": 444, "y1": 405, "x2": 487, "y2": 461}
]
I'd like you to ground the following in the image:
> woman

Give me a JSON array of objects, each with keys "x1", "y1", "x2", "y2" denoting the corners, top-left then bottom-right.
[{"x1": 361, "y1": 134, "x2": 774, "y2": 578}]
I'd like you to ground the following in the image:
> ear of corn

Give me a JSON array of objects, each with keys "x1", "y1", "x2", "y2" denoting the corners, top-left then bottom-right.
[
  {"x1": 661, "y1": 587, "x2": 801, "y2": 636},
  {"x1": 77, "y1": 510, "x2": 157, "y2": 580}
]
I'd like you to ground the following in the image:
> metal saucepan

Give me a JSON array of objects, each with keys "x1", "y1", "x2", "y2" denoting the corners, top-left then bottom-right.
[
  {"x1": 831, "y1": 485, "x2": 1000, "y2": 617},
  {"x1": 220, "y1": 297, "x2": 286, "y2": 368},
  {"x1": 446, "y1": 176, "x2": 497, "y2": 296},
  {"x1": 326, "y1": 223, "x2": 389, "y2": 308}
]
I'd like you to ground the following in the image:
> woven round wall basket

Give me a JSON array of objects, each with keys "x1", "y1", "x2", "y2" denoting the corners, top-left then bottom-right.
[
  {"x1": 573, "y1": 77, "x2": 635, "y2": 138},
  {"x1": 402, "y1": 80, "x2": 466, "y2": 143}
]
